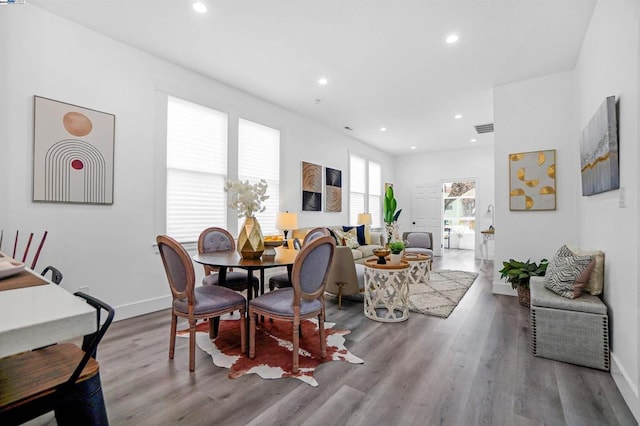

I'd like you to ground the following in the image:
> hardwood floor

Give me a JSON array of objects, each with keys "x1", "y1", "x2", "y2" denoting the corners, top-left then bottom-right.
[{"x1": 28, "y1": 249, "x2": 636, "y2": 425}]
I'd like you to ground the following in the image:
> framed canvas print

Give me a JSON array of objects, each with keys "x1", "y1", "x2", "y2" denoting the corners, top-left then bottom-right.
[
  {"x1": 509, "y1": 149, "x2": 556, "y2": 211},
  {"x1": 301, "y1": 161, "x2": 322, "y2": 211},
  {"x1": 325, "y1": 167, "x2": 342, "y2": 212},
  {"x1": 33, "y1": 96, "x2": 115, "y2": 204},
  {"x1": 580, "y1": 96, "x2": 619, "y2": 196}
]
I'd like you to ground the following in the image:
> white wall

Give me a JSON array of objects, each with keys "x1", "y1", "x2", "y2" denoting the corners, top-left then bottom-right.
[
  {"x1": 394, "y1": 145, "x2": 495, "y2": 256},
  {"x1": 0, "y1": 5, "x2": 393, "y2": 319},
  {"x1": 493, "y1": 72, "x2": 579, "y2": 296},
  {"x1": 574, "y1": 0, "x2": 639, "y2": 418}
]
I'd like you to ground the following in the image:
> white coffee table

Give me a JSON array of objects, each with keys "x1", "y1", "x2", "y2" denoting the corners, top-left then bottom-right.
[
  {"x1": 403, "y1": 252, "x2": 431, "y2": 284},
  {"x1": 363, "y1": 259, "x2": 410, "y2": 322}
]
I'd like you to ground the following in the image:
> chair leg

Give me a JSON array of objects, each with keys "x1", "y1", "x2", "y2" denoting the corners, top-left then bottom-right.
[
  {"x1": 249, "y1": 309, "x2": 256, "y2": 359},
  {"x1": 292, "y1": 317, "x2": 300, "y2": 374},
  {"x1": 240, "y1": 307, "x2": 246, "y2": 355},
  {"x1": 189, "y1": 319, "x2": 196, "y2": 372},
  {"x1": 319, "y1": 310, "x2": 326, "y2": 359},
  {"x1": 169, "y1": 312, "x2": 177, "y2": 360},
  {"x1": 212, "y1": 317, "x2": 220, "y2": 338},
  {"x1": 338, "y1": 283, "x2": 343, "y2": 310}
]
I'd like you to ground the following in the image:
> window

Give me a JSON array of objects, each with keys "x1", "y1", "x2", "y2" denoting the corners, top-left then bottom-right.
[
  {"x1": 166, "y1": 96, "x2": 228, "y2": 242},
  {"x1": 238, "y1": 118, "x2": 280, "y2": 235},
  {"x1": 349, "y1": 155, "x2": 381, "y2": 227}
]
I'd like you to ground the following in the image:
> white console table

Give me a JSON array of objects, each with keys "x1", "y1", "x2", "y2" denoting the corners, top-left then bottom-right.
[{"x1": 480, "y1": 229, "x2": 494, "y2": 270}]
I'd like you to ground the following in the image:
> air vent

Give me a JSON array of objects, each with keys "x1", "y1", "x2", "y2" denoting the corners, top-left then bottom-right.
[{"x1": 474, "y1": 123, "x2": 494, "y2": 134}]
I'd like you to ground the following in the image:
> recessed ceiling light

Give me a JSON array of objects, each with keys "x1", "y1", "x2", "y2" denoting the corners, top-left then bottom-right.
[
  {"x1": 470, "y1": 138, "x2": 477, "y2": 143},
  {"x1": 193, "y1": 2, "x2": 207, "y2": 13},
  {"x1": 454, "y1": 114, "x2": 463, "y2": 119},
  {"x1": 380, "y1": 127, "x2": 387, "y2": 132},
  {"x1": 318, "y1": 78, "x2": 328, "y2": 85},
  {"x1": 446, "y1": 34, "x2": 459, "y2": 44},
  {"x1": 410, "y1": 146, "x2": 416, "y2": 150}
]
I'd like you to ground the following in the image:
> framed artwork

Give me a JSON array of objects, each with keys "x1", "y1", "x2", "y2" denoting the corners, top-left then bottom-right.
[
  {"x1": 580, "y1": 96, "x2": 619, "y2": 196},
  {"x1": 302, "y1": 161, "x2": 322, "y2": 211},
  {"x1": 325, "y1": 167, "x2": 342, "y2": 212},
  {"x1": 509, "y1": 149, "x2": 556, "y2": 211},
  {"x1": 33, "y1": 96, "x2": 115, "y2": 204}
]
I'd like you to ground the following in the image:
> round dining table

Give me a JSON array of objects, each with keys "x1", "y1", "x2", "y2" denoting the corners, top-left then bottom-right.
[{"x1": 192, "y1": 247, "x2": 298, "y2": 354}]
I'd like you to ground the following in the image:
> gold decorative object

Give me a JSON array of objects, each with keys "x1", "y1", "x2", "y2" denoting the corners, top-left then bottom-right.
[
  {"x1": 509, "y1": 149, "x2": 556, "y2": 211},
  {"x1": 237, "y1": 216, "x2": 264, "y2": 259}
]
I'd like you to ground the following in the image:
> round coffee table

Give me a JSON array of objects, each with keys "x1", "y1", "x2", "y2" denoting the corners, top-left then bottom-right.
[
  {"x1": 363, "y1": 259, "x2": 410, "y2": 322},
  {"x1": 402, "y1": 252, "x2": 431, "y2": 284}
]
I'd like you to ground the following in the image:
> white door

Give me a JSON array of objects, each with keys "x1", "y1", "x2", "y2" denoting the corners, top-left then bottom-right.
[{"x1": 412, "y1": 183, "x2": 443, "y2": 256}]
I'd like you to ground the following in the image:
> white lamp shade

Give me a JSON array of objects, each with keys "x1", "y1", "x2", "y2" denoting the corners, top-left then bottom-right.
[
  {"x1": 357, "y1": 213, "x2": 372, "y2": 225},
  {"x1": 275, "y1": 212, "x2": 298, "y2": 230}
]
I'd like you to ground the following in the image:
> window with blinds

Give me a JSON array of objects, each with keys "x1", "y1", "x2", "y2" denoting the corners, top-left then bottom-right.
[
  {"x1": 350, "y1": 155, "x2": 382, "y2": 227},
  {"x1": 166, "y1": 96, "x2": 228, "y2": 242},
  {"x1": 238, "y1": 118, "x2": 280, "y2": 235}
]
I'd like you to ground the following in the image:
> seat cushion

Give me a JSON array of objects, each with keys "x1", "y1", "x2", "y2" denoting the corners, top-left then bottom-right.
[
  {"x1": 405, "y1": 247, "x2": 433, "y2": 257},
  {"x1": 173, "y1": 285, "x2": 246, "y2": 315},
  {"x1": 355, "y1": 264, "x2": 365, "y2": 290},
  {"x1": 530, "y1": 278, "x2": 606, "y2": 315},
  {"x1": 250, "y1": 288, "x2": 321, "y2": 317},
  {"x1": 202, "y1": 271, "x2": 259, "y2": 291}
]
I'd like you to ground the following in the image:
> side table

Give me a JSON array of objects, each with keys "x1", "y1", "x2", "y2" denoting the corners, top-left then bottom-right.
[
  {"x1": 402, "y1": 253, "x2": 431, "y2": 284},
  {"x1": 363, "y1": 259, "x2": 410, "y2": 322}
]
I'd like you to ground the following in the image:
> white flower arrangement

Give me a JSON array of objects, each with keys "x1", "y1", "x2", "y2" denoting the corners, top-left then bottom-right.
[{"x1": 224, "y1": 179, "x2": 269, "y2": 218}]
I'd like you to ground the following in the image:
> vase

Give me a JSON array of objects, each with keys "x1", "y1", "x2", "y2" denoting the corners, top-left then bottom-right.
[
  {"x1": 517, "y1": 285, "x2": 530, "y2": 308},
  {"x1": 389, "y1": 253, "x2": 403, "y2": 265},
  {"x1": 237, "y1": 216, "x2": 265, "y2": 259}
]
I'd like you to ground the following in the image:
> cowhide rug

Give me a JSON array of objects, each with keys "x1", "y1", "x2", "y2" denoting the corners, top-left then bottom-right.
[{"x1": 178, "y1": 318, "x2": 363, "y2": 386}]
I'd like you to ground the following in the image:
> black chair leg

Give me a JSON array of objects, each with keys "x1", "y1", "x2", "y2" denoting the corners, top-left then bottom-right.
[{"x1": 213, "y1": 317, "x2": 220, "y2": 337}]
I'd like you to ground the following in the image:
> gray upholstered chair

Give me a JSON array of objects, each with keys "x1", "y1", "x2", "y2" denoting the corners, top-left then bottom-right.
[
  {"x1": 157, "y1": 235, "x2": 247, "y2": 372},
  {"x1": 268, "y1": 228, "x2": 330, "y2": 291},
  {"x1": 198, "y1": 227, "x2": 259, "y2": 297},
  {"x1": 249, "y1": 236, "x2": 335, "y2": 373},
  {"x1": 403, "y1": 231, "x2": 434, "y2": 258}
]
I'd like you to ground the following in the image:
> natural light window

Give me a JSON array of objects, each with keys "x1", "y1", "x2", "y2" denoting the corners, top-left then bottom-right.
[
  {"x1": 166, "y1": 96, "x2": 228, "y2": 242},
  {"x1": 349, "y1": 155, "x2": 381, "y2": 227},
  {"x1": 238, "y1": 118, "x2": 280, "y2": 235}
]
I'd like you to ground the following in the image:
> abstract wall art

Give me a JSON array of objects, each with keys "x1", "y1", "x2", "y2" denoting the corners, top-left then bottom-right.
[
  {"x1": 580, "y1": 96, "x2": 619, "y2": 196},
  {"x1": 509, "y1": 149, "x2": 556, "y2": 211},
  {"x1": 302, "y1": 161, "x2": 322, "y2": 211},
  {"x1": 33, "y1": 96, "x2": 115, "y2": 204},
  {"x1": 325, "y1": 167, "x2": 342, "y2": 212}
]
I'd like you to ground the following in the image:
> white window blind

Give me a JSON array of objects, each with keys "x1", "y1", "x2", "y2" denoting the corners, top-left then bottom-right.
[
  {"x1": 349, "y1": 155, "x2": 366, "y2": 225},
  {"x1": 368, "y1": 161, "x2": 382, "y2": 227},
  {"x1": 166, "y1": 96, "x2": 228, "y2": 242},
  {"x1": 238, "y1": 118, "x2": 280, "y2": 235}
]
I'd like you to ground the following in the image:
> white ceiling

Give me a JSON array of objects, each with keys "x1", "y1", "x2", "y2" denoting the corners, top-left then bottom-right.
[{"x1": 28, "y1": 0, "x2": 597, "y2": 155}]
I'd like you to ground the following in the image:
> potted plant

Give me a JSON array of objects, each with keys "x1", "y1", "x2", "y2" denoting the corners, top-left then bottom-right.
[
  {"x1": 499, "y1": 258, "x2": 548, "y2": 307},
  {"x1": 383, "y1": 186, "x2": 402, "y2": 243},
  {"x1": 388, "y1": 241, "x2": 405, "y2": 265}
]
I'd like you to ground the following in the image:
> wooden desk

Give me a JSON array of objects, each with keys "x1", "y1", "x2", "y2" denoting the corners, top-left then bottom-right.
[{"x1": 0, "y1": 271, "x2": 96, "y2": 358}]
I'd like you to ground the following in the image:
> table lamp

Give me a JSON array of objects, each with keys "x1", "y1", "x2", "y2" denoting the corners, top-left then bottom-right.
[
  {"x1": 276, "y1": 211, "x2": 298, "y2": 247},
  {"x1": 484, "y1": 204, "x2": 494, "y2": 230},
  {"x1": 357, "y1": 213, "x2": 372, "y2": 226}
]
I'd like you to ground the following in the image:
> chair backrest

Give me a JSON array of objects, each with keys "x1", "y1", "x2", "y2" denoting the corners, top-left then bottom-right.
[
  {"x1": 198, "y1": 227, "x2": 236, "y2": 275},
  {"x1": 292, "y1": 236, "x2": 335, "y2": 303},
  {"x1": 41, "y1": 265, "x2": 63, "y2": 285},
  {"x1": 292, "y1": 238, "x2": 302, "y2": 250},
  {"x1": 403, "y1": 232, "x2": 433, "y2": 250},
  {"x1": 303, "y1": 227, "x2": 331, "y2": 246},
  {"x1": 157, "y1": 235, "x2": 195, "y2": 303},
  {"x1": 1, "y1": 230, "x2": 48, "y2": 269}
]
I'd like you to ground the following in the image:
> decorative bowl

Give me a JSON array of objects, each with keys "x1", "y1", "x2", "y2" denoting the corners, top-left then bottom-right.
[{"x1": 372, "y1": 248, "x2": 391, "y2": 264}]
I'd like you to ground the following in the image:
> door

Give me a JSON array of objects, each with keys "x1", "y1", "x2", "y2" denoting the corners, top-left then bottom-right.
[{"x1": 412, "y1": 183, "x2": 442, "y2": 256}]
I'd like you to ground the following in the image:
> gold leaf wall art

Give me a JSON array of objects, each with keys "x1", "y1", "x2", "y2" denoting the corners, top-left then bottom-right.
[{"x1": 509, "y1": 149, "x2": 556, "y2": 211}]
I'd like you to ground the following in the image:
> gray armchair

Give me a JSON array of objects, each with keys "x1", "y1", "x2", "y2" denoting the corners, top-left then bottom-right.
[{"x1": 403, "y1": 231, "x2": 434, "y2": 258}]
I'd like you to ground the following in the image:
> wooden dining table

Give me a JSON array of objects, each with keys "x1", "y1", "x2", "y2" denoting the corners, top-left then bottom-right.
[
  {"x1": 0, "y1": 253, "x2": 96, "y2": 358},
  {"x1": 192, "y1": 246, "x2": 298, "y2": 354}
]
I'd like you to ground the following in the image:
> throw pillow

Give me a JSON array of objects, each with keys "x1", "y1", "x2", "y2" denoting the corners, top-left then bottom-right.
[
  {"x1": 343, "y1": 225, "x2": 366, "y2": 246},
  {"x1": 328, "y1": 228, "x2": 344, "y2": 246},
  {"x1": 567, "y1": 246, "x2": 604, "y2": 295},
  {"x1": 544, "y1": 245, "x2": 594, "y2": 299},
  {"x1": 335, "y1": 228, "x2": 360, "y2": 249},
  {"x1": 364, "y1": 226, "x2": 371, "y2": 245}
]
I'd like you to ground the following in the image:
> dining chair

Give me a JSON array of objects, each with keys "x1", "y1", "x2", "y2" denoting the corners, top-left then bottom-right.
[
  {"x1": 41, "y1": 265, "x2": 63, "y2": 285},
  {"x1": 0, "y1": 292, "x2": 114, "y2": 425},
  {"x1": 268, "y1": 228, "x2": 330, "y2": 291},
  {"x1": 0, "y1": 230, "x2": 48, "y2": 269},
  {"x1": 249, "y1": 236, "x2": 335, "y2": 374},
  {"x1": 198, "y1": 227, "x2": 259, "y2": 297},
  {"x1": 157, "y1": 235, "x2": 247, "y2": 372}
]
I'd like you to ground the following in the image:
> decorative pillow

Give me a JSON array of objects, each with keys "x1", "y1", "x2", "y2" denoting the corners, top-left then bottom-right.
[
  {"x1": 343, "y1": 225, "x2": 366, "y2": 246},
  {"x1": 544, "y1": 245, "x2": 594, "y2": 299},
  {"x1": 364, "y1": 226, "x2": 371, "y2": 245},
  {"x1": 328, "y1": 228, "x2": 344, "y2": 246},
  {"x1": 335, "y1": 228, "x2": 360, "y2": 249},
  {"x1": 568, "y1": 246, "x2": 604, "y2": 295}
]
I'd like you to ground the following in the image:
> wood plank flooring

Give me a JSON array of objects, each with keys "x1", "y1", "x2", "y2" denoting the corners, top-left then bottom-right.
[{"x1": 27, "y1": 250, "x2": 637, "y2": 425}]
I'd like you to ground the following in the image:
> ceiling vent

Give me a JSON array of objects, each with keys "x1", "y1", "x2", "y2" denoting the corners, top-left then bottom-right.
[{"x1": 474, "y1": 123, "x2": 494, "y2": 134}]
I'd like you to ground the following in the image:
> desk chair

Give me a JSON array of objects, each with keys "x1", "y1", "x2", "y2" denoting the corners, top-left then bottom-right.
[
  {"x1": 41, "y1": 265, "x2": 63, "y2": 285},
  {"x1": 0, "y1": 292, "x2": 114, "y2": 425}
]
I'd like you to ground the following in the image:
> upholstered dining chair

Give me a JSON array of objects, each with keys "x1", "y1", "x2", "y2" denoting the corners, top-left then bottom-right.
[
  {"x1": 198, "y1": 227, "x2": 259, "y2": 297},
  {"x1": 157, "y1": 235, "x2": 247, "y2": 372},
  {"x1": 249, "y1": 236, "x2": 335, "y2": 374},
  {"x1": 268, "y1": 227, "x2": 330, "y2": 291}
]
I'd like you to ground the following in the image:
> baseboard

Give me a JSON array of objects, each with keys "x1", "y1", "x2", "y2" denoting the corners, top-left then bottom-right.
[
  {"x1": 113, "y1": 295, "x2": 172, "y2": 321},
  {"x1": 611, "y1": 352, "x2": 640, "y2": 422},
  {"x1": 492, "y1": 281, "x2": 517, "y2": 296}
]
